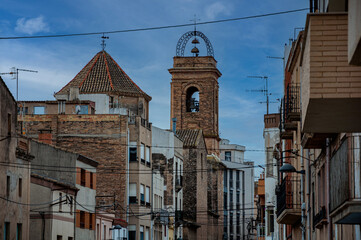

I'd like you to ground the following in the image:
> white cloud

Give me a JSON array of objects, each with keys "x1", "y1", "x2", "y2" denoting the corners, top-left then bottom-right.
[
  {"x1": 205, "y1": 2, "x2": 231, "y2": 20},
  {"x1": 15, "y1": 16, "x2": 49, "y2": 35}
]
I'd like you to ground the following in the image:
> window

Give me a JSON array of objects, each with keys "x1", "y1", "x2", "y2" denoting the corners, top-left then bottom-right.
[
  {"x1": 57, "y1": 236, "x2": 62, "y2": 240},
  {"x1": 4, "y1": 222, "x2": 10, "y2": 240},
  {"x1": 236, "y1": 213, "x2": 240, "y2": 234},
  {"x1": 145, "y1": 227, "x2": 150, "y2": 240},
  {"x1": 80, "y1": 169, "x2": 86, "y2": 186},
  {"x1": 236, "y1": 171, "x2": 240, "y2": 189},
  {"x1": 75, "y1": 105, "x2": 88, "y2": 114},
  {"x1": 236, "y1": 192, "x2": 240, "y2": 204},
  {"x1": 90, "y1": 172, "x2": 93, "y2": 189},
  {"x1": 18, "y1": 178, "x2": 22, "y2": 197},
  {"x1": 140, "y1": 184, "x2": 145, "y2": 205},
  {"x1": 140, "y1": 144, "x2": 145, "y2": 163},
  {"x1": 89, "y1": 213, "x2": 93, "y2": 230},
  {"x1": 68, "y1": 238, "x2": 73, "y2": 240},
  {"x1": 80, "y1": 211, "x2": 85, "y2": 228},
  {"x1": 7, "y1": 113, "x2": 11, "y2": 136},
  {"x1": 146, "y1": 146, "x2": 151, "y2": 167},
  {"x1": 16, "y1": 223, "x2": 22, "y2": 240},
  {"x1": 225, "y1": 151, "x2": 231, "y2": 161},
  {"x1": 186, "y1": 86, "x2": 199, "y2": 112},
  {"x1": 268, "y1": 210, "x2": 274, "y2": 235},
  {"x1": 58, "y1": 100, "x2": 66, "y2": 114},
  {"x1": 6, "y1": 176, "x2": 10, "y2": 197},
  {"x1": 229, "y1": 212, "x2": 233, "y2": 234},
  {"x1": 146, "y1": 186, "x2": 150, "y2": 206},
  {"x1": 33, "y1": 106, "x2": 45, "y2": 115},
  {"x1": 103, "y1": 225, "x2": 106, "y2": 239},
  {"x1": 129, "y1": 183, "x2": 137, "y2": 204},
  {"x1": 128, "y1": 225, "x2": 136, "y2": 240},
  {"x1": 140, "y1": 226, "x2": 144, "y2": 240},
  {"x1": 230, "y1": 190, "x2": 233, "y2": 204},
  {"x1": 129, "y1": 147, "x2": 137, "y2": 162},
  {"x1": 59, "y1": 193, "x2": 62, "y2": 212}
]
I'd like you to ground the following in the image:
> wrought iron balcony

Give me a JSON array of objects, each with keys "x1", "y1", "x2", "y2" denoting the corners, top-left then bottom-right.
[
  {"x1": 276, "y1": 176, "x2": 301, "y2": 224},
  {"x1": 285, "y1": 84, "x2": 300, "y2": 121},
  {"x1": 313, "y1": 206, "x2": 327, "y2": 229}
]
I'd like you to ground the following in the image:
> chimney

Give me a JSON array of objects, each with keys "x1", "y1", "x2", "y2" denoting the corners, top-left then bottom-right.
[
  {"x1": 38, "y1": 129, "x2": 52, "y2": 145},
  {"x1": 172, "y1": 118, "x2": 177, "y2": 133}
]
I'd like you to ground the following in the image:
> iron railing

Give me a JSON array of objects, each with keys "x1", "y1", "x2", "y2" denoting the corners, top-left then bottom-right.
[
  {"x1": 285, "y1": 84, "x2": 300, "y2": 116},
  {"x1": 276, "y1": 177, "x2": 293, "y2": 216},
  {"x1": 313, "y1": 206, "x2": 327, "y2": 228}
]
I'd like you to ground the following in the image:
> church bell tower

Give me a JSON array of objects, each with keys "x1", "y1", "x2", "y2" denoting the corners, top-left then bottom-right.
[{"x1": 169, "y1": 30, "x2": 221, "y2": 155}]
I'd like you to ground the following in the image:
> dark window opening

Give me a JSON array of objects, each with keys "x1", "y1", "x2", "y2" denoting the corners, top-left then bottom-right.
[
  {"x1": 80, "y1": 211, "x2": 85, "y2": 228},
  {"x1": 186, "y1": 87, "x2": 200, "y2": 112},
  {"x1": 7, "y1": 176, "x2": 10, "y2": 197},
  {"x1": 129, "y1": 147, "x2": 137, "y2": 162},
  {"x1": 18, "y1": 178, "x2": 22, "y2": 197},
  {"x1": 90, "y1": 172, "x2": 93, "y2": 189},
  {"x1": 80, "y1": 169, "x2": 86, "y2": 186}
]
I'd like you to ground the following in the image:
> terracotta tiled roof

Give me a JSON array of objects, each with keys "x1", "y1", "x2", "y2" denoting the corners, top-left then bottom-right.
[
  {"x1": 56, "y1": 51, "x2": 151, "y2": 100},
  {"x1": 176, "y1": 129, "x2": 203, "y2": 147}
]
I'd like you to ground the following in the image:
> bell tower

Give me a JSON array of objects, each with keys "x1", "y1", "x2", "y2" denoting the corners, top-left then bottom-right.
[{"x1": 169, "y1": 30, "x2": 221, "y2": 155}]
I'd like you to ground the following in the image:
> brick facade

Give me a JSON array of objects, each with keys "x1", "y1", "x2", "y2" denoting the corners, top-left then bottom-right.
[
  {"x1": 169, "y1": 56, "x2": 221, "y2": 155},
  {"x1": 20, "y1": 114, "x2": 128, "y2": 219}
]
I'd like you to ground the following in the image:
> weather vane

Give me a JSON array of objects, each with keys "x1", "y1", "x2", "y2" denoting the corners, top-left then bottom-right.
[{"x1": 101, "y1": 33, "x2": 109, "y2": 51}]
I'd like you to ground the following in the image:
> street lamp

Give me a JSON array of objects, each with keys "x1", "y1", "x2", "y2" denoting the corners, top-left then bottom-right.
[{"x1": 279, "y1": 163, "x2": 305, "y2": 174}]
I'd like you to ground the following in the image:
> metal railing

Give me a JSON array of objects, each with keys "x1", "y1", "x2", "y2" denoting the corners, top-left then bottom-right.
[
  {"x1": 276, "y1": 177, "x2": 293, "y2": 216},
  {"x1": 285, "y1": 84, "x2": 300, "y2": 116},
  {"x1": 313, "y1": 206, "x2": 327, "y2": 228}
]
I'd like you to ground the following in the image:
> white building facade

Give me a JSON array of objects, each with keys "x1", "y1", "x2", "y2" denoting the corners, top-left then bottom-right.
[{"x1": 220, "y1": 139, "x2": 254, "y2": 240}]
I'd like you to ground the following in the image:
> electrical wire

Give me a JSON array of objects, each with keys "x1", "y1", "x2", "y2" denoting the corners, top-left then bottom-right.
[
  {"x1": 0, "y1": 195, "x2": 63, "y2": 206},
  {"x1": 0, "y1": 8, "x2": 308, "y2": 40}
]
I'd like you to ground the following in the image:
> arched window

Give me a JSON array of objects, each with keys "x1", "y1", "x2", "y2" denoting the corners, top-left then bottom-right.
[{"x1": 186, "y1": 87, "x2": 199, "y2": 112}]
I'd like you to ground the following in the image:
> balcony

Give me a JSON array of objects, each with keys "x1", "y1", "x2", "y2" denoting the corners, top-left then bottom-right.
[
  {"x1": 276, "y1": 177, "x2": 301, "y2": 224},
  {"x1": 301, "y1": 13, "x2": 361, "y2": 133},
  {"x1": 279, "y1": 99, "x2": 293, "y2": 140},
  {"x1": 313, "y1": 206, "x2": 327, "y2": 229},
  {"x1": 330, "y1": 138, "x2": 361, "y2": 224},
  {"x1": 175, "y1": 176, "x2": 183, "y2": 192}
]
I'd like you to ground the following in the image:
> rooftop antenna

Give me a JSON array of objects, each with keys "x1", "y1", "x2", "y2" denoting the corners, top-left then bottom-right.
[
  {"x1": 1, "y1": 67, "x2": 38, "y2": 101},
  {"x1": 101, "y1": 33, "x2": 109, "y2": 51},
  {"x1": 246, "y1": 75, "x2": 275, "y2": 115},
  {"x1": 190, "y1": 14, "x2": 200, "y2": 57}
]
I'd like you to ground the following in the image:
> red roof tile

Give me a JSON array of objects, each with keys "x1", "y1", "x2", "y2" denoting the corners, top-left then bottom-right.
[{"x1": 56, "y1": 51, "x2": 151, "y2": 101}]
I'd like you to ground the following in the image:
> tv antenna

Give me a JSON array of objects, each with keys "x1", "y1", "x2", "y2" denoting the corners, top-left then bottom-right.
[
  {"x1": 1, "y1": 67, "x2": 38, "y2": 101},
  {"x1": 246, "y1": 75, "x2": 276, "y2": 114}
]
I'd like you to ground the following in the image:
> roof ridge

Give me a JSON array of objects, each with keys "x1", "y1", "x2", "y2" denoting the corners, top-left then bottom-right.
[
  {"x1": 106, "y1": 52, "x2": 148, "y2": 97},
  {"x1": 80, "y1": 53, "x2": 101, "y2": 89},
  {"x1": 56, "y1": 53, "x2": 99, "y2": 95},
  {"x1": 102, "y1": 51, "x2": 114, "y2": 90}
]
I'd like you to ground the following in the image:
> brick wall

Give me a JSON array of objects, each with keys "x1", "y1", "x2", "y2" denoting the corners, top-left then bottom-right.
[
  {"x1": 305, "y1": 13, "x2": 361, "y2": 99},
  {"x1": 21, "y1": 114, "x2": 128, "y2": 219}
]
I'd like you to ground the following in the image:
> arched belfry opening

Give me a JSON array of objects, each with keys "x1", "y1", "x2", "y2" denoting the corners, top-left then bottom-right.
[
  {"x1": 186, "y1": 87, "x2": 200, "y2": 112},
  {"x1": 169, "y1": 29, "x2": 221, "y2": 155}
]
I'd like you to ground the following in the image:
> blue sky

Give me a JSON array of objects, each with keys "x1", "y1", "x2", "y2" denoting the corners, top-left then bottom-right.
[{"x1": 0, "y1": 0, "x2": 308, "y2": 176}]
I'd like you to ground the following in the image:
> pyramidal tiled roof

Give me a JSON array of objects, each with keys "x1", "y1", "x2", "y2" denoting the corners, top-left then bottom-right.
[{"x1": 56, "y1": 51, "x2": 151, "y2": 100}]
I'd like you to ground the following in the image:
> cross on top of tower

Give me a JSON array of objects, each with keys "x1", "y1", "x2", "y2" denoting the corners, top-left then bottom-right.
[
  {"x1": 101, "y1": 34, "x2": 109, "y2": 51},
  {"x1": 190, "y1": 14, "x2": 201, "y2": 32}
]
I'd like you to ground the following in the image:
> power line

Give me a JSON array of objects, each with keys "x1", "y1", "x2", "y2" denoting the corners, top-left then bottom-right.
[{"x1": 0, "y1": 8, "x2": 308, "y2": 40}]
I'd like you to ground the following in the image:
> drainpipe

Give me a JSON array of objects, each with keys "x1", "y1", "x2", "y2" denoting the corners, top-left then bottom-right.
[
  {"x1": 326, "y1": 138, "x2": 331, "y2": 240},
  {"x1": 307, "y1": 150, "x2": 312, "y2": 240},
  {"x1": 301, "y1": 148, "x2": 305, "y2": 240}
]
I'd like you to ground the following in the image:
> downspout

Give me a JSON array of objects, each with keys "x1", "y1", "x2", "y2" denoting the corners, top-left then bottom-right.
[
  {"x1": 307, "y1": 150, "x2": 312, "y2": 240},
  {"x1": 326, "y1": 138, "x2": 331, "y2": 240},
  {"x1": 242, "y1": 170, "x2": 245, "y2": 240},
  {"x1": 301, "y1": 148, "x2": 305, "y2": 240}
]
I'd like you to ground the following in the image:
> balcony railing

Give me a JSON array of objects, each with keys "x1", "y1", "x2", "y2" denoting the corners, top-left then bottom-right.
[
  {"x1": 276, "y1": 177, "x2": 293, "y2": 216},
  {"x1": 313, "y1": 206, "x2": 327, "y2": 229},
  {"x1": 285, "y1": 84, "x2": 300, "y2": 120}
]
